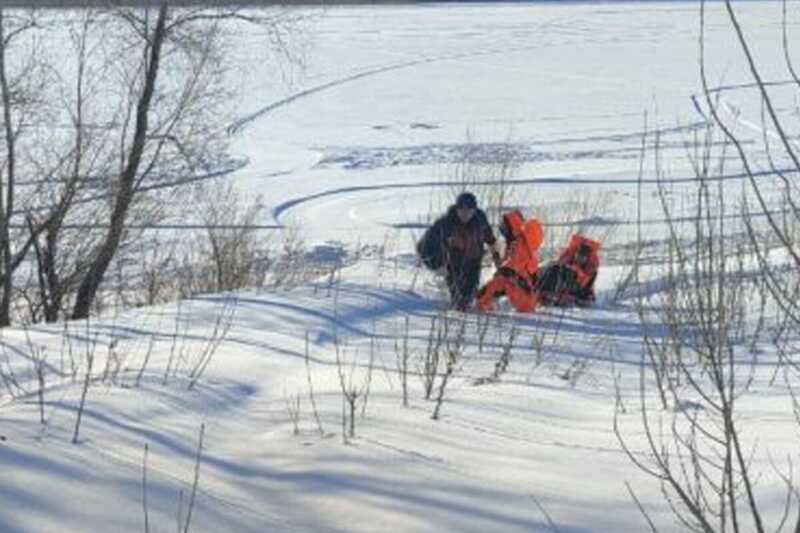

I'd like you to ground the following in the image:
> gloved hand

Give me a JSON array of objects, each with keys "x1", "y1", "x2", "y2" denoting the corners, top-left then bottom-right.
[{"x1": 492, "y1": 250, "x2": 502, "y2": 269}]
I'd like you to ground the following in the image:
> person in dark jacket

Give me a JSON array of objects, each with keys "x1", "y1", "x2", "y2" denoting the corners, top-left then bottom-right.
[{"x1": 417, "y1": 192, "x2": 501, "y2": 311}]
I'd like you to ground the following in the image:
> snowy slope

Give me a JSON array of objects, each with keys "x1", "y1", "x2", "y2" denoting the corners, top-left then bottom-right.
[{"x1": 2, "y1": 257, "x2": 796, "y2": 532}]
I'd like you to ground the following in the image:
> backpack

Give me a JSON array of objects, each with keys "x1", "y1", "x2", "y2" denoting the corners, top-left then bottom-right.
[{"x1": 416, "y1": 223, "x2": 445, "y2": 270}]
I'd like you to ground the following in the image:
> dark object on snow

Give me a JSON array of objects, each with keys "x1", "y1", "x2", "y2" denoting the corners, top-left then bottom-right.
[
  {"x1": 417, "y1": 224, "x2": 446, "y2": 270},
  {"x1": 535, "y1": 264, "x2": 596, "y2": 307},
  {"x1": 535, "y1": 234, "x2": 600, "y2": 307},
  {"x1": 417, "y1": 193, "x2": 496, "y2": 310}
]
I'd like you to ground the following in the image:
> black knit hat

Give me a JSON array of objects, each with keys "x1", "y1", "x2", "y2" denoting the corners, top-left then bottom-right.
[{"x1": 455, "y1": 192, "x2": 477, "y2": 209}]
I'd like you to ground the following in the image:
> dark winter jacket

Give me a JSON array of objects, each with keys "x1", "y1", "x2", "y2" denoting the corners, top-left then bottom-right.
[{"x1": 417, "y1": 205, "x2": 496, "y2": 270}]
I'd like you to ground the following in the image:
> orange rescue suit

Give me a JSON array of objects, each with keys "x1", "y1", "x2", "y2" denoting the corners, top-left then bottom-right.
[
  {"x1": 477, "y1": 211, "x2": 543, "y2": 313},
  {"x1": 558, "y1": 234, "x2": 600, "y2": 289}
]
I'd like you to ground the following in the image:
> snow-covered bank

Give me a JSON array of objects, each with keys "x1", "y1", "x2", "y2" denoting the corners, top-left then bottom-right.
[{"x1": 1, "y1": 252, "x2": 797, "y2": 531}]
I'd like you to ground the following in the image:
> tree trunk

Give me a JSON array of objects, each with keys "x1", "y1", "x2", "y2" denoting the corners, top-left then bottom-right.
[
  {"x1": 0, "y1": 9, "x2": 16, "y2": 326},
  {"x1": 72, "y1": 1, "x2": 168, "y2": 320},
  {"x1": 42, "y1": 225, "x2": 62, "y2": 323}
]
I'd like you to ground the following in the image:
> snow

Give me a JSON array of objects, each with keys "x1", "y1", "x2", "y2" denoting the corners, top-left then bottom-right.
[{"x1": 3, "y1": 2, "x2": 800, "y2": 532}]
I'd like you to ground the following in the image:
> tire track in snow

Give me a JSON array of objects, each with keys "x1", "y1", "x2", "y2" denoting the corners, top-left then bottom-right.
[
  {"x1": 226, "y1": 41, "x2": 561, "y2": 136},
  {"x1": 227, "y1": 13, "x2": 709, "y2": 138},
  {"x1": 705, "y1": 79, "x2": 796, "y2": 95},
  {"x1": 271, "y1": 168, "x2": 796, "y2": 226},
  {"x1": 17, "y1": 159, "x2": 248, "y2": 219},
  {"x1": 691, "y1": 79, "x2": 800, "y2": 122},
  {"x1": 227, "y1": 59, "x2": 422, "y2": 136}
]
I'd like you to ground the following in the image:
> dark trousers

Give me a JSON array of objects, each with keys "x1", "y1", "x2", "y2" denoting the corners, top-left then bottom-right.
[
  {"x1": 446, "y1": 260, "x2": 481, "y2": 311},
  {"x1": 535, "y1": 264, "x2": 596, "y2": 304},
  {"x1": 536, "y1": 264, "x2": 578, "y2": 294}
]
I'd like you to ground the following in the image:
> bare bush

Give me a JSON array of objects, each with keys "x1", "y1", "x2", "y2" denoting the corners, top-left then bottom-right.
[
  {"x1": 0, "y1": 337, "x2": 24, "y2": 399},
  {"x1": 534, "y1": 188, "x2": 618, "y2": 265},
  {"x1": 304, "y1": 332, "x2": 325, "y2": 436},
  {"x1": 269, "y1": 222, "x2": 307, "y2": 289},
  {"x1": 475, "y1": 318, "x2": 518, "y2": 385},
  {"x1": 186, "y1": 297, "x2": 237, "y2": 391},
  {"x1": 284, "y1": 391, "x2": 301, "y2": 436},
  {"x1": 135, "y1": 334, "x2": 157, "y2": 388},
  {"x1": 618, "y1": 74, "x2": 793, "y2": 530},
  {"x1": 164, "y1": 299, "x2": 190, "y2": 386},
  {"x1": 446, "y1": 130, "x2": 522, "y2": 227},
  {"x1": 142, "y1": 442, "x2": 150, "y2": 533},
  {"x1": 0, "y1": 324, "x2": 56, "y2": 425},
  {"x1": 196, "y1": 181, "x2": 266, "y2": 292},
  {"x1": 558, "y1": 358, "x2": 590, "y2": 388},
  {"x1": 476, "y1": 311, "x2": 492, "y2": 353},
  {"x1": 394, "y1": 316, "x2": 412, "y2": 407},
  {"x1": 420, "y1": 312, "x2": 446, "y2": 400},
  {"x1": 72, "y1": 328, "x2": 98, "y2": 444},
  {"x1": 174, "y1": 248, "x2": 218, "y2": 300},
  {"x1": 142, "y1": 424, "x2": 206, "y2": 533},
  {"x1": 334, "y1": 336, "x2": 374, "y2": 443},
  {"x1": 25, "y1": 329, "x2": 48, "y2": 425},
  {"x1": 431, "y1": 312, "x2": 467, "y2": 420},
  {"x1": 138, "y1": 234, "x2": 180, "y2": 306}
]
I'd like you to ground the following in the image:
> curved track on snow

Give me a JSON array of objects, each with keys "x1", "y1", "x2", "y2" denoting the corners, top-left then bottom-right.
[
  {"x1": 225, "y1": 16, "x2": 570, "y2": 136},
  {"x1": 270, "y1": 164, "x2": 794, "y2": 227}
]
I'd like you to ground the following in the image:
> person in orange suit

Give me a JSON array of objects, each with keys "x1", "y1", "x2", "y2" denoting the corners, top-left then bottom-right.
[
  {"x1": 535, "y1": 234, "x2": 600, "y2": 307},
  {"x1": 477, "y1": 210, "x2": 543, "y2": 313}
]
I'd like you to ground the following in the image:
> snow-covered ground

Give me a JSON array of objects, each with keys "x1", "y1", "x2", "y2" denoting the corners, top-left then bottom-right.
[{"x1": 3, "y1": 2, "x2": 800, "y2": 532}]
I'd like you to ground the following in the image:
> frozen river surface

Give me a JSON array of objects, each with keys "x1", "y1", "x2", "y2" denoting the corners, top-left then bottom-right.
[{"x1": 226, "y1": 1, "x2": 793, "y2": 247}]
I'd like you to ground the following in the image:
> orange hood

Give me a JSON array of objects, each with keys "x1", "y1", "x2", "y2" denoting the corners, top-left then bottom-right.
[
  {"x1": 502, "y1": 211, "x2": 543, "y2": 250},
  {"x1": 501, "y1": 210, "x2": 525, "y2": 238},
  {"x1": 566, "y1": 234, "x2": 601, "y2": 255}
]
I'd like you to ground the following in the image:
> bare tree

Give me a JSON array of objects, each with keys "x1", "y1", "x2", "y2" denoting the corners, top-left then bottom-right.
[
  {"x1": 71, "y1": 2, "x2": 169, "y2": 319},
  {"x1": 69, "y1": 1, "x2": 307, "y2": 318},
  {"x1": 0, "y1": 8, "x2": 22, "y2": 326},
  {"x1": 27, "y1": 9, "x2": 117, "y2": 323},
  {"x1": 0, "y1": 4, "x2": 308, "y2": 324},
  {"x1": 616, "y1": 0, "x2": 800, "y2": 521},
  {"x1": 619, "y1": 119, "x2": 775, "y2": 531},
  {"x1": 0, "y1": 9, "x2": 49, "y2": 326}
]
